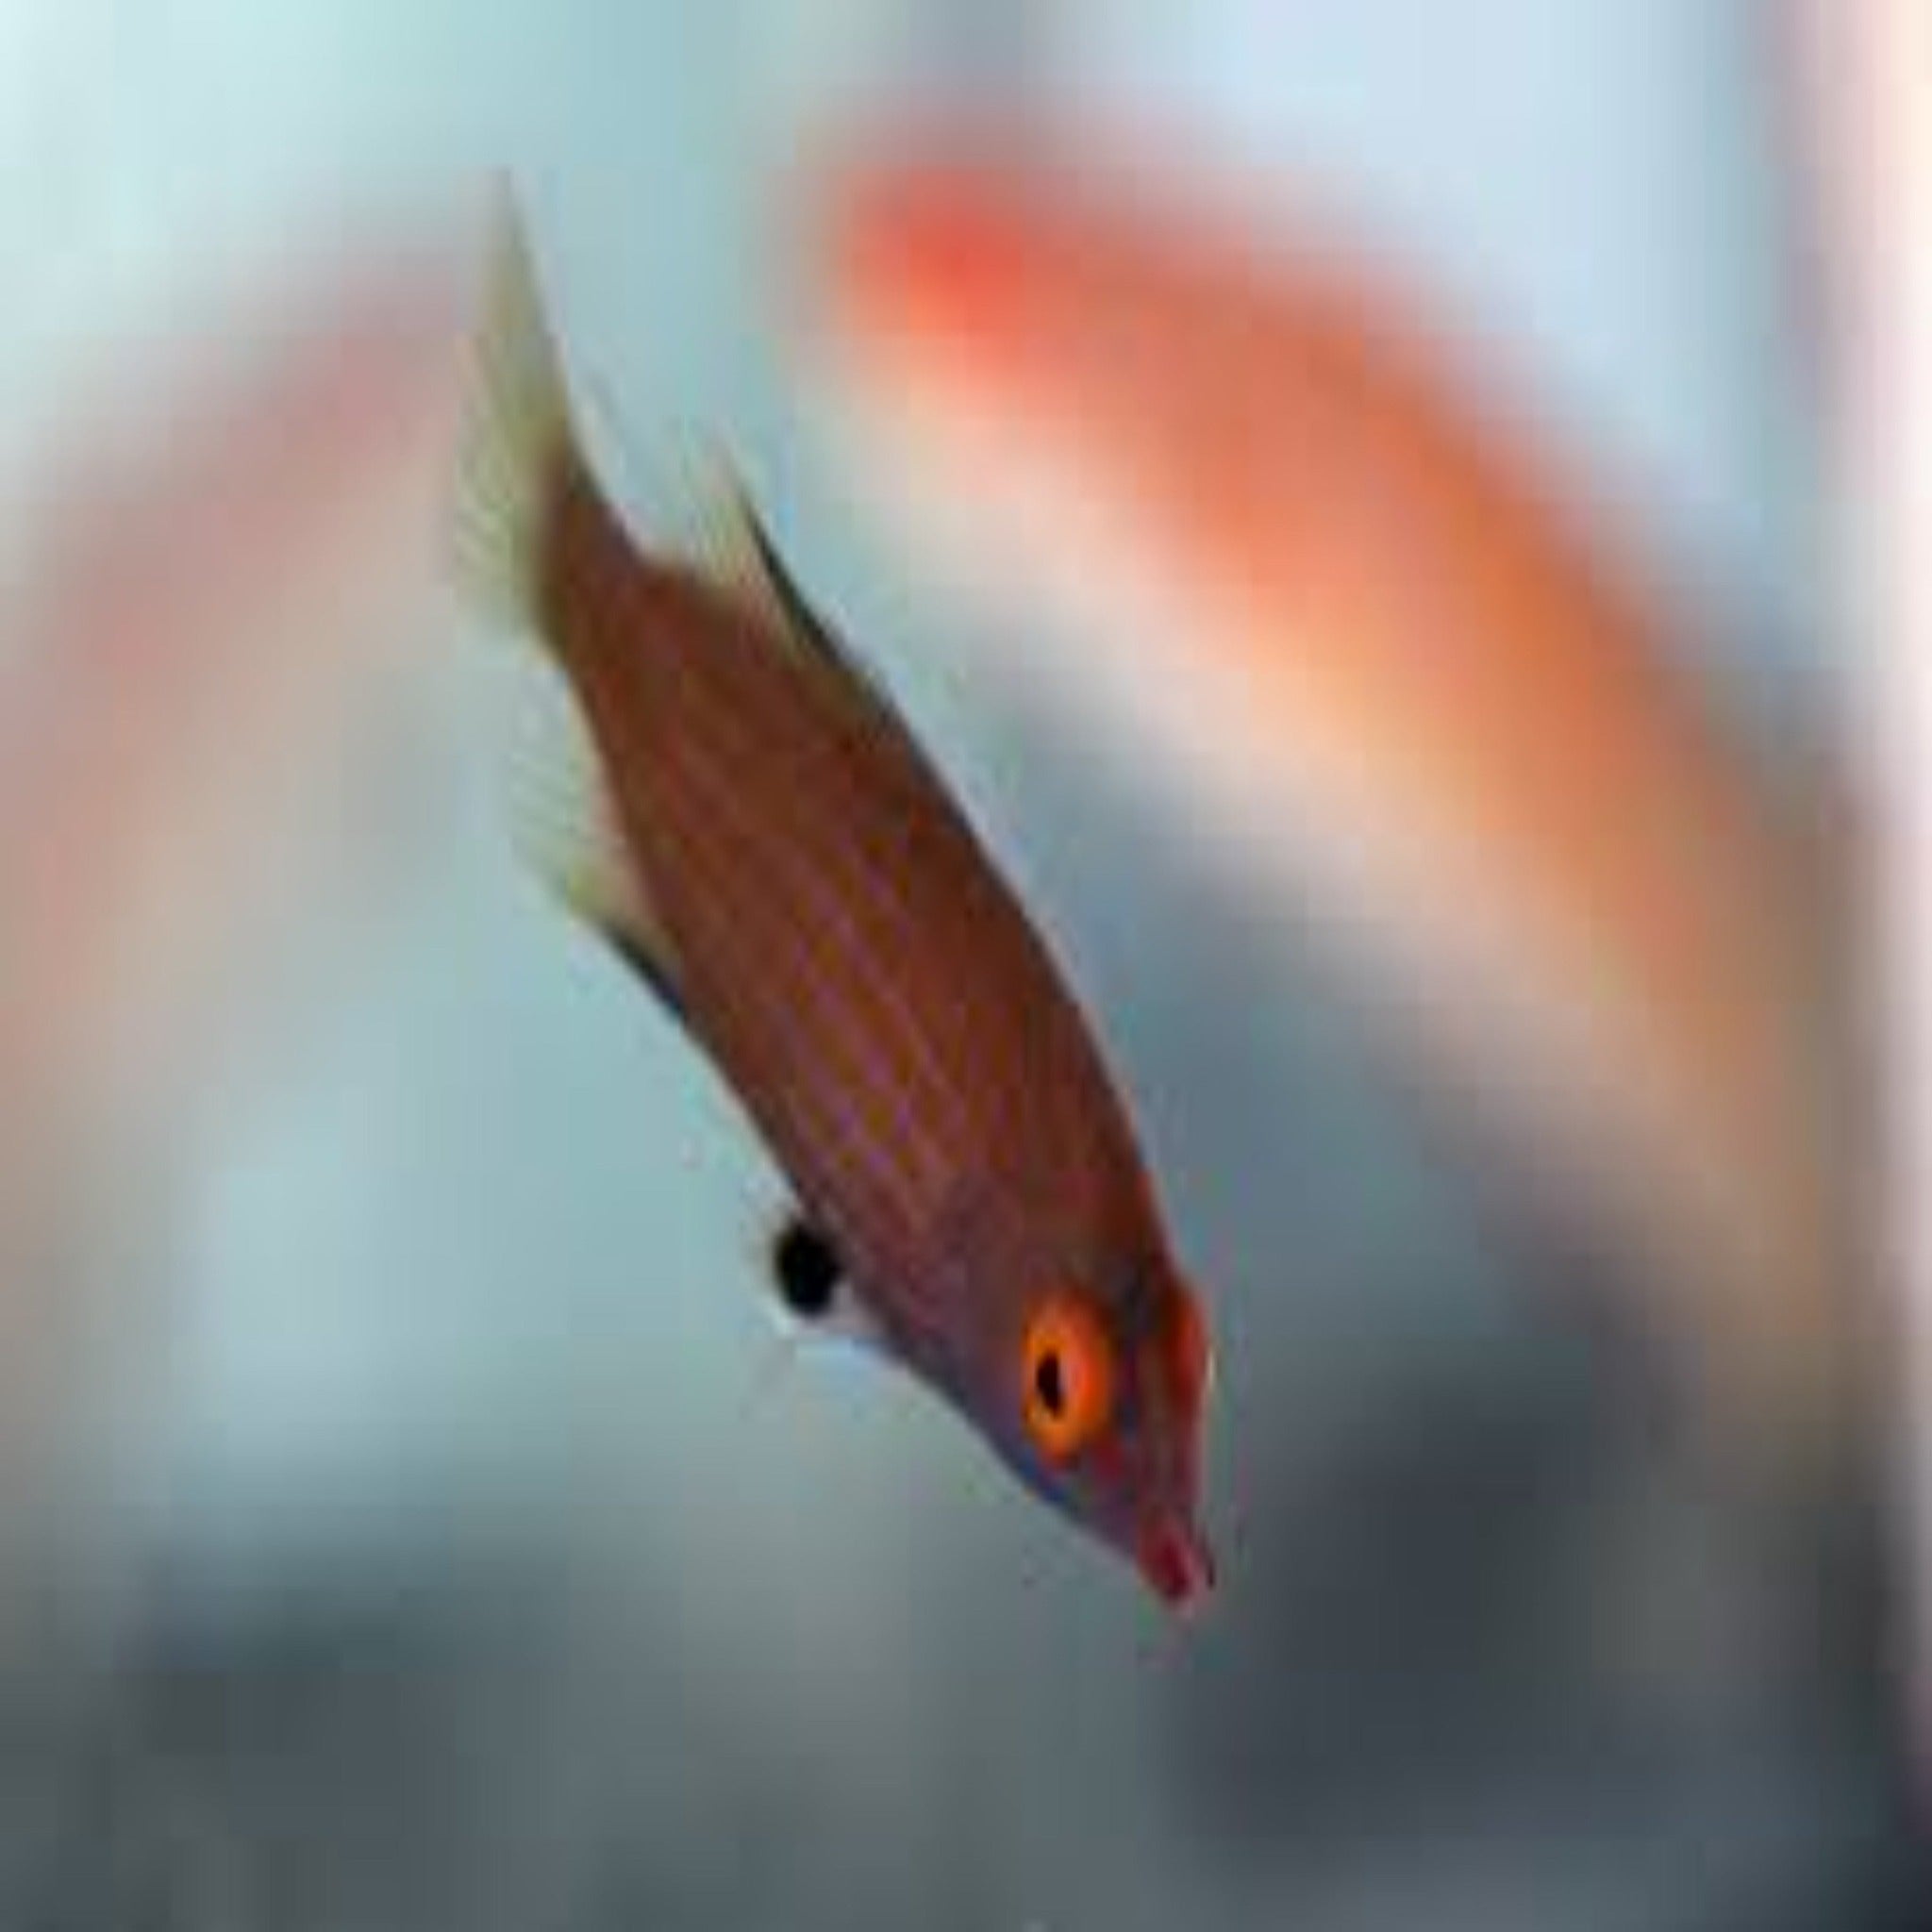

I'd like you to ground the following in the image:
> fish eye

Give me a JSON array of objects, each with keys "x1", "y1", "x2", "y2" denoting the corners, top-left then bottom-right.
[
  {"x1": 1021, "y1": 1294, "x2": 1116, "y2": 1461},
  {"x1": 771, "y1": 1216, "x2": 842, "y2": 1321}
]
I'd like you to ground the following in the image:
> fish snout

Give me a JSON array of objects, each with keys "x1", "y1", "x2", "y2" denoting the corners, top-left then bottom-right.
[{"x1": 1135, "y1": 1515, "x2": 1216, "y2": 1613}]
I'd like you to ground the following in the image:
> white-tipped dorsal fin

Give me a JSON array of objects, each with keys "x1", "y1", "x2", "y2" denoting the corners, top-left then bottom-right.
[
  {"x1": 664, "y1": 441, "x2": 791, "y2": 631},
  {"x1": 659, "y1": 440, "x2": 917, "y2": 741}
]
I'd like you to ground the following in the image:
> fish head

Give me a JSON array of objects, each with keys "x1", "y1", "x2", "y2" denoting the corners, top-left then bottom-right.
[{"x1": 940, "y1": 1234, "x2": 1216, "y2": 1614}]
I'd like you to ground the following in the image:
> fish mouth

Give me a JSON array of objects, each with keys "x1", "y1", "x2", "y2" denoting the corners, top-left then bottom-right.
[{"x1": 1135, "y1": 1517, "x2": 1216, "y2": 1613}]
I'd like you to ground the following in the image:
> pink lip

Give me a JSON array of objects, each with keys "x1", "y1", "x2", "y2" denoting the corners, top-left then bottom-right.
[{"x1": 1136, "y1": 1520, "x2": 1216, "y2": 1612}]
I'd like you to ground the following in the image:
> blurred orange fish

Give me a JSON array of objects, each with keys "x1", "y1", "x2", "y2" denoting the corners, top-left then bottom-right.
[
  {"x1": 0, "y1": 222, "x2": 471, "y2": 1494},
  {"x1": 0, "y1": 233, "x2": 471, "y2": 1169},
  {"x1": 811, "y1": 158, "x2": 1857, "y2": 1471},
  {"x1": 448, "y1": 210, "x2": 1214, "y2": 1608}
]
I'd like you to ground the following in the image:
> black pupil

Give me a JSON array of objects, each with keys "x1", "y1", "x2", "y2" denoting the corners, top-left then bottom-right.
[
  {"x1": 773, "y1": 1218, "x2": 841, "y2": 1319},
  {"x1": 1033, "y1": 1348, "x2": 1066, "y2": 1417}
]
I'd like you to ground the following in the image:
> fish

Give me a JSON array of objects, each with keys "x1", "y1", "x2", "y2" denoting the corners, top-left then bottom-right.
[
  {"x1": 0, "y1": 225, "x2": 471, "y2": 1505},
  {"x1": 0, "y1": 227, "x2": 471, "y2": 1160},
  {"x1": 808, "y1": 158, "x2": 1862, "y2": 1479},
  {"x1": 446, "y1": 208, "x2": 1216, "y2": 1610}
]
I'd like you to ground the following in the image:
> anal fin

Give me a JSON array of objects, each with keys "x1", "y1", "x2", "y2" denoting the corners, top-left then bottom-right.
[{"x1": 498, "y1": 653, "x2": 684, "y2": 1020}]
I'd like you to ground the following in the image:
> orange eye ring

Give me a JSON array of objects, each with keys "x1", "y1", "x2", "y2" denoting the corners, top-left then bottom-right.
[{"x1": 1021, "y1": 1294, "x2": 1117, "y2": 1461}]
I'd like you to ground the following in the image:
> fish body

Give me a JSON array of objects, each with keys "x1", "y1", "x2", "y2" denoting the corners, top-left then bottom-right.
[{"x1": 451, "y1": 211, "x2": 1213, "y2": 1607}]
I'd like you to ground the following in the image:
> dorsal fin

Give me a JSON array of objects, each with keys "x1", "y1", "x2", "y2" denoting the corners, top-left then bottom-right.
[{"x1": 664, "y1": 444, "x2": 922, "y2": 746}]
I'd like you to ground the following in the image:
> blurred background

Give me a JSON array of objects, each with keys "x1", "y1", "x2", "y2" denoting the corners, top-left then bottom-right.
[{"x1": 0, "y1": 2, "x2": 1920, "y2": 1927}]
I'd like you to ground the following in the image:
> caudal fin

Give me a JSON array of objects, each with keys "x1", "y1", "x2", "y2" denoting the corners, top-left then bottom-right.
[
  {"x1": 448, "y1": 193, "x2": 684, "y2": 1009},
  {"x1": 450, "y1": 194, "x2": 576, "y2": 638}
]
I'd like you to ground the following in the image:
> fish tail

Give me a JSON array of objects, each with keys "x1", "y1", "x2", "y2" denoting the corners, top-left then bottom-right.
[
  {"x1": 449, "y1": 190, "x2": 578, "y2": 643},
  {"x1": 444, "y1": 192, "x2": 680, "y2": 1002}
]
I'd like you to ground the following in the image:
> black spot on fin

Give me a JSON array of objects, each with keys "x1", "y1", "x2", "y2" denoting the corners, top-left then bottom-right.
[{"x1": 769, "y1": 1213, "x2": 843, "y2": 1322}]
